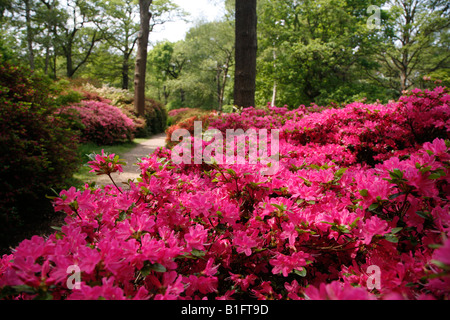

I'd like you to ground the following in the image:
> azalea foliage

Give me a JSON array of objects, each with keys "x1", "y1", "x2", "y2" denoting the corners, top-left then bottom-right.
[{"x1": 1, "y1": 87, "x2": 449, "y2": 300}]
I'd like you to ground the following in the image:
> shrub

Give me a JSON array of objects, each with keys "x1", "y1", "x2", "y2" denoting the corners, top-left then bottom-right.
[
  {"x1": 60, "y1": 100, "x2": 136, "y2": 145},
  {"x1": 167, "y1": 108, "x2": 213, "y2": 127},
  {"x1": 121, "y1": 98, "x2": 168, "y2": 138},
  {"x1": 79, "y1": 84, "x2": 168, "y2": 138},
  {"x1": 0, "y1": 61, "x2": 80, "y2": 248},
  {"x1": 168, "y1": 108, "x2": 190, "y2": 118},
  {"x1": 144, "y1": 98, "x2": 168, "y2": 135},
  {"x1": 165, "y1": 113, "x2": 215, "y2": 149},
  {"x1": 1, "y1": 87, "x2": 449, "y2": 300}
]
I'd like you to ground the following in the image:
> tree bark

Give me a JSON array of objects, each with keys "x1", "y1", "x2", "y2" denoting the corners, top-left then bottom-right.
[
  {"x1": 24, "y1": 0, "x2": 35, "y2": 70},
  {"x1": 234, "y1": 0, "x2": 257, "y2": 108},
  {"x1": 122, "y1": 53, "x2": 130, "y2": 90},
  {"x1": 134, "y1": 0, "x2": 152, "y2": 117}
]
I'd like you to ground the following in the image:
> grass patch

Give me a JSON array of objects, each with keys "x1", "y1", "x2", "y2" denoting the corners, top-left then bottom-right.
[{"x1": 69, "y1": 138, "x2": 148, "y2": 188}]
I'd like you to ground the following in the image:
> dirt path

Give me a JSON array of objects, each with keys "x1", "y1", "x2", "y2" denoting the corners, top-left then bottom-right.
[{"x1": 93, "y1": 133, "x2": 167, "y2": 188}]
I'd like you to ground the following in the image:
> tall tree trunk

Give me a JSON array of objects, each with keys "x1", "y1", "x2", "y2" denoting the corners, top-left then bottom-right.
[
  {"x1": 134, "y1": 0, "x2": 152, "y2": 117},
  {"x1": 25, "y1": 0, "x2": 35, "y2": 70},
  {"x1": 271, "y1": 46, "x2": 277, "y2": 106},
  {"x1": 234, "y1": 0, "x2": 257, "y2": 108},
  {"x1": 163, "y1": 85, "x2": 169, "y2": 105},
  {"x1": 216, "y1": 63, "x2": 222, "y2": 111},
  {"x1": 122, "y1": 53, "x2": 129, "y2": 90},
  {"x1": 66, "y1": 39, "x2": 73, "y2": 77},
  {"x1": 271, "y1": 81, "x2": 277, "y2": 107}
]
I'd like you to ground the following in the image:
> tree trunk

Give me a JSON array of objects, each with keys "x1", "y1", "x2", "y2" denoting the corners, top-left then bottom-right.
[
  {"x1": 134, "y1": 0, "x2": 152, "y2": 117},
  {"x1": 66, "y1": 38, "x2": 74, "y2": 77},
  {"x1": 271, "y1": 81, "x2": 277, "y2": 107},
  {"x1": 163, "y1": 85, "x2": 169, "y2": 105},
  {"x1": 216, "y1": 63, "x2": 222, "y2": 111},
  {"x1": 234, "y1": 0, "x2": 257, "y2": 108},
  {"x1": 25, "y1": 0, "x2": 35, "y2": 70},
  {"x1": 122, "y1": 53, "x2": 129, "y2": 90}
]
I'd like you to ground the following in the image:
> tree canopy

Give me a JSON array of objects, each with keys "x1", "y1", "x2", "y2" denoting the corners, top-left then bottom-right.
[{"x1": 1, "y1": 0, "x2": 448, "y2": 109}]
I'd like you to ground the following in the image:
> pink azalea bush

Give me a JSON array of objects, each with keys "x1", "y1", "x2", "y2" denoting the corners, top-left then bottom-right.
[
  {"x1": 168, "y1": 108, "x2": 191, "y2": 118},
  {"x1": 0, "y1": 87, "x2": 449, "y2": 300},
  {"x1": 60, "y1": 100, "x2": 136, "y2": 145}
]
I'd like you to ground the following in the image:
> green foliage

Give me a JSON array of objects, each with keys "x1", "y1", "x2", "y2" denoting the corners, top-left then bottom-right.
[
  {"x1": 256, "y1": 0, "x2": 393, "y2": 107},
  {"x1": 0, "y1": 60, "x2": 80, "y2": 248},
  {"x1": 142, "y1": 98, "x2": 168, "y2": 135},
  {"x1": 2, "y1": 0, "x2": 448, "y2": 110},
  {"x1": 147, "y1": 20, "x2": 235, "y2": 110},
  {"x1": 366, "y1": 0, "x2": 449, "y2": 95}
]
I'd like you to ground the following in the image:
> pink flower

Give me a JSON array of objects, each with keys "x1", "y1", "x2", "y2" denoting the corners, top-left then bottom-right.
[
  {"x1": 228, "y1": 272, "x2": 257, "y2": 291},
  {"x1": 432, "y1": 237, "x2": 450, "y2": 267},
  {"x1": 305, "y1": 281, "x2": 375, "y2": 300},
  {"x1": 202, "y1": 258, "x2": 219, "y2": 277},
  {"x1": 184, "y1": 224, "x2": 208, "y2": 251},
  {"x1": 359, "y1": 216, "x2": 389, "y2": 245},
  {"x1": 270, "y1": 251, "x2": 312, "y2": 277},
  {"x1": 185, "y1": 275, "x2": 218, "y2": 295},
  {"x1": 280, "y1": 222, "x2": 298, "y2": 247},
  {"x1": 87, "y1": 149, "x2": 125, "y2": 176},
  {"x1": 68, "y1": 277, "x2": 126, "y2": 300},
  {"x1": 232, "y1": 230, "x2": 259, "y2": 256},
  {"x1": 151, "y1": 271, "x2": 185, "y2": 300},
  {"x1": 285, "y1": 280, "x2": 302, "y2": 300}
]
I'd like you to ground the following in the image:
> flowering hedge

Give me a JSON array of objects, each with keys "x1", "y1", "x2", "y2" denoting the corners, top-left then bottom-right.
[
  {"x1": 168, "y1": 108, "x2": 191, "y2": 118},
  {"x1": 60, "y1": 100, "x2": 136, "y2": 145},
  {"x1": 0, "y1": 87, "x2": 449, "y2": 300}
]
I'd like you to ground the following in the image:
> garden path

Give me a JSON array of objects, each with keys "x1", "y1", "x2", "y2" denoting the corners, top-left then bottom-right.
[{"x1": 93, "y1": 133, "x2": 167, "y2": 188}]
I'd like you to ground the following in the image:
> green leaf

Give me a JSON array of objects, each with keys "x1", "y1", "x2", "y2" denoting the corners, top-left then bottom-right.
[
  {"x1": 445, "y1": 140, "x2": 450, "y2": 148},
  {"x1": 50, "y1": 226, "x2": 62, "y2": 232},
  {"x1": 349, "y1": 217, "x2": 361, "y2": 229},
  {"x1": 294, "y1": 268, "x2": 307, "y2": 277},
  {"x1": 334, "y1": 167, "x2": 348, "y2": 179},
  {"x1": 359, "y1": 189, "x2": 368, "y2": 197},
  {"x1": 385, "y1": 234, "x2": 399, "y2": 243},
  {"x1": 431, "y1": 260, "x2": 450, "y2": 271},
  {"x1": 428, "y1": 173, "x2": 442, "y2": 180},
  {"x1": 141, "y1": 261, "x2": 167, "y2": 276},
  {"x1": 12, "y1": 285, "x2": 35, "y2": 294},
  {"x1": 391, "y1": 227, "x2": 403, "y2": 234},
  {"x1": 389, "y1": 192, "x2": 405, "y2": 200},
  {"x1": 428, "y1": 169, "x2": 445, "y2": 180},
  {"x1": 272, "y1": 203, "x2": 287, "y2": 211},
  {"x1": 389, "y1": 169, "x2": 404, "y2": 180},
  {"x1": 117, "y1": 211, "x2": 128, "y2": 222},
  {"x1": 300, "y1": 177, "x2": 312, "y2": 186},
  {"x1": 368, "y1": 203, "x2": 380, "y2": 211},
  {"x1": 191, "y1": 249, "x2": 205, "y2": 258},
  {"x1": 419, "y1": 166, "x2": 432, "y2": 174},
  {"x1": 416, "y1": 211, "x2": 432, "y2": 220},
  {"x1": 150, "y1": 263, "x2": 167, "y2": 273}
]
